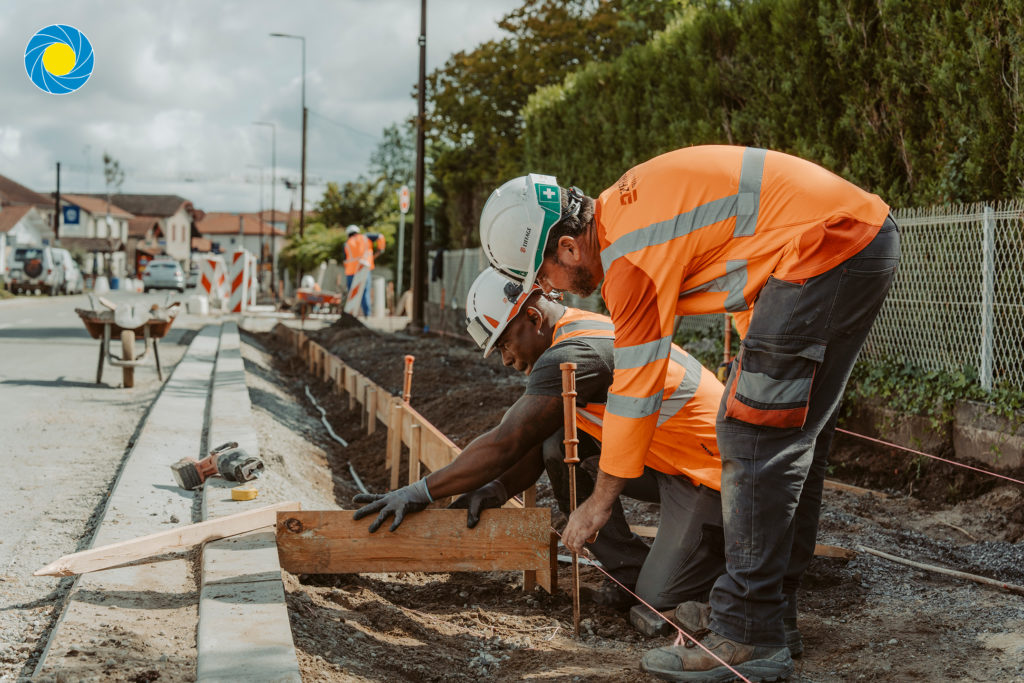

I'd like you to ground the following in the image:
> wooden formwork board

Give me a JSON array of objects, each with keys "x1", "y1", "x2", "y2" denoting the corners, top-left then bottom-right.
[{"x1": 276, "y1": 509, "x2": 557, "y2": 593}]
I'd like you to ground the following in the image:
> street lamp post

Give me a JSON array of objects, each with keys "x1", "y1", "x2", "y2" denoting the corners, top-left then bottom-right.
[
  {"x1": 253, "y1": 121, "x2": 276, "y2": 291},
  {"x1": 269, "y1": 32, "x2": 307, "y2": 238}
]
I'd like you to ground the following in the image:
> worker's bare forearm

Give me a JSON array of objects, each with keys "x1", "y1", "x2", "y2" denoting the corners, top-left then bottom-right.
[
  {"x1": 589, "y1": 469, "x2": 630, "y2": 508},
  {"x1": 424, "y1": 394, "x2": 562, "y2": 499}
]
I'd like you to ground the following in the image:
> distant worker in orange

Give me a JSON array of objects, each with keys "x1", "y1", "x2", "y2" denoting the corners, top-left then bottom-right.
[
  {"x1": 480, "y1": 146, "x2": 900, "y2": 682},
  {"x1": 344, "y1": 225, "x2": 385, "y2": 316}
]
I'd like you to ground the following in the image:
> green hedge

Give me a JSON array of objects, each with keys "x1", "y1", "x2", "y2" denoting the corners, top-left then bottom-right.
[{"x1": 522, "y1": 0, "x2": 1024, "y2": 206}]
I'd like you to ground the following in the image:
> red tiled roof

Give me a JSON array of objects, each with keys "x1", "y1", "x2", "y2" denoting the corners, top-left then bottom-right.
[
  {"x1": 62, "y1": 194, "x2": 135, "y2": 219},
  {"x1": 196, "y1": 212, "x2": 285, "y2": 237},
  {"x1": 0, "y1": 174, "x2": 51, "y2": 208},
  {"x1": 0, "y1": 205, "x2": 34, "y2": 233},
  {"x1": 128, "y1": 217, "x2": 162, "y2": 238}
]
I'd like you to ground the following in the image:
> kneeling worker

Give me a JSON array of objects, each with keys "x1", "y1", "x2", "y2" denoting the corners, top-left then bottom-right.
[{"x1": 353, "y1": 267, "x2": 726, "y2": 630}]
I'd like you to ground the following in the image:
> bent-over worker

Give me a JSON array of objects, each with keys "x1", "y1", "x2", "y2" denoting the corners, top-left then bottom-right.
[{"x1": 478, "y1": 145, "x2": 900, "y2": 681}]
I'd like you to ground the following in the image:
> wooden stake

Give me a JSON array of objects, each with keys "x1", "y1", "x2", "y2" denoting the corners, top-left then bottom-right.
[
  {"x1": 859, "y1": 545, "x2": 1024, "y2": 595},
  {"x1": 403, "y1": 354, "x2": 415, "y2": 403},
  {"x1": 560, "y1": 362, "x2": 582, "y2": 637},
  {"x1": 34, "y1": 501, "x2": 301, "y2": 577}
]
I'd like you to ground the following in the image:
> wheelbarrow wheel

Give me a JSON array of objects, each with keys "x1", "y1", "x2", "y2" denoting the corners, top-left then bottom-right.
[{"x1": 121, "y1": 330, "x2": 135, "y2": 388}]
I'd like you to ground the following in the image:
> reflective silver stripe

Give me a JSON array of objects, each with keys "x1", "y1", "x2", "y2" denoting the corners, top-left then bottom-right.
[
  {"x1": 658, "y1": 350, "x2": 704, "y2": 426},
  {"x1": 734, "y1": 147, "x2": 765, "y2": 237},
  {"x1": 559, "y1": 320, "x2": 615, "y2": 336},
  {"x1": 678, "y1": 259, "x2": 749, "y2": 312},
  {"x1": 577, "y1": 407, "x2": 604, "y2": 427},
  {"x1": 607, "y1": 390, "x2": 663, "y2": 420},
  {"x1": 614, "y1": 336, "x2": 671, "y2": 370},
  {"x1": 737, "y1": 371, "x2": 812, "y2": 405},
  {"x1": 600, "y1": 195, "x2": 739, "y2": 272}
]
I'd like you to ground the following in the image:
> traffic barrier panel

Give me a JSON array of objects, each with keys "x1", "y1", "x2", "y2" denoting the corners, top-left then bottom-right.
[{"x1": 199, "y1": 255, "x2": 227, "y2": 304}]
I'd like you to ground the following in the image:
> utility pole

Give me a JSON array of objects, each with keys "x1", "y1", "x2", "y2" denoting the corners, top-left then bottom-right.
[
  {"x1": 270, "y1": 32, "x2": 307, "y2": 237},
  {"x1": 411, "y1": 0, "x2": 427, "y2": 331},
  {"x1": 53, "y1": 162, "x2": 61, "y2": 243},
  {"x1": 254, "y1": 121, "x2": 276, "y2": 293}
]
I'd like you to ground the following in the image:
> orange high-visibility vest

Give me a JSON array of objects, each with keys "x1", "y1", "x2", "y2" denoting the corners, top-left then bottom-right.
[
  {"x1": 551, "y1": 308, "x2": 723, "y2": 490},
  {"x1": 593, "y1": 145, "x2": 890, "y2": 478},
  {"x1": 344, "y1": 233, "x2": 373, "y2": 276}
]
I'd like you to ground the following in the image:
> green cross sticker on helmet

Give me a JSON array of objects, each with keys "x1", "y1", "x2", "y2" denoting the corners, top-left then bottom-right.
[{"x1": 479, "y1": 173, "x2": 562, "y2": 292}]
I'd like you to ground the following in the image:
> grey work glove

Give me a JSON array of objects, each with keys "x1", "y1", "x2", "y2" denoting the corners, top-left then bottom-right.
[
  {"x1": 448, "y1": 480, "x2": 508, "y2": 529},
  {"x1": 352, "y1": 478, "x2": 433, "y2": 532}
]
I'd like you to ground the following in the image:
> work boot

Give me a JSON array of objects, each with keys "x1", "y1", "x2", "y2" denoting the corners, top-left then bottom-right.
[
  {"x1": 641, "y1": 632, "x2": 794, "y2": 682},
  {"x1": 674, "y1": 601, "x2": 803, "y2": 658}
]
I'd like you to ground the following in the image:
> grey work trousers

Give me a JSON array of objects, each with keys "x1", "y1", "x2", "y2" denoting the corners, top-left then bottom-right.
[
  {"x1": 709, "y1": 216, "x2": 901, "y2": 647},
  {"x1": 543, "y1": 430, "x2": 725, "y2": 610}
]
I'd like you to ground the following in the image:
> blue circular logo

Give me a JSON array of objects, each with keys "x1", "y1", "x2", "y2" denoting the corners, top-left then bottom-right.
[{"x1": 24, "y1": 25, "x2": 94, "y2": 95}]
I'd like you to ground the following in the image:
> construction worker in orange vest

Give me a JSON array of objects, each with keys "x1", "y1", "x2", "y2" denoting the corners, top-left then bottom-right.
[
  {"x1": 479, "y1": 146, "x2": 900, "y2": 681},
  {"x1": 344, "y1": 225, "x2": 377, "y2": 316},
  {"x1": 354, "y1": 267, "x2": 729, "y2": 633}
]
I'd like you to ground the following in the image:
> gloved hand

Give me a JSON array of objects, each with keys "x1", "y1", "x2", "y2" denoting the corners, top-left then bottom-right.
[
  {"x1": 447, "y1": 480, "x2": 508, "y2": 528},
  {"x1": 352, "y1": 478, "x2": 433, "y2": 532}
]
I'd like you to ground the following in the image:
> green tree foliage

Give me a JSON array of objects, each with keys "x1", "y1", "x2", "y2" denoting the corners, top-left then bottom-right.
[
  {"x1": 315, "y1": 179, "x2": 390, "y2": 230},
  {"x1": 522, "y1": 0, "x2": 1024, "y2": 207},
  {"x1": 426, "y1": 0, "x2": 676, "y2": 247},
  {"x1": 279, "y1": 222, "x2": 345, "y2": 275},
  {"x1": 370, "y1": 122, "x2": 416, "y2": 190}
]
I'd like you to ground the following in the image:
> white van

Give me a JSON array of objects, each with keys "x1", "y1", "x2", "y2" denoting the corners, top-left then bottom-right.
[{"x1": 6, "y1": 246, "x2": 64, "y2": 295}]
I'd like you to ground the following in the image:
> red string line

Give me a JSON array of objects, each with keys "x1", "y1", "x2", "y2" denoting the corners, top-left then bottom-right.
[
  {"x1": 835, "y1": 428, "x2": 1024, "y2": 487},
  {"x1": 513, "y1": 495, "x2": 753, "y2": 683}
]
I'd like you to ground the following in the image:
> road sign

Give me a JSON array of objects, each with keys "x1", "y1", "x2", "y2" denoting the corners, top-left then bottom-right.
[
  {"x1": 399, "y1": 185, "x2": 410, "y2": 214},
  {"x1": 62, "y1": 205, "x2": 80, "y2": 225}
]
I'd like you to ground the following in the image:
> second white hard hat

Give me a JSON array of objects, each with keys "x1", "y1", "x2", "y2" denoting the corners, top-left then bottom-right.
[
  {"x1": 346, "y1": 224, "x2": 361, "y2": 236},
  {"x1": 478, "y1": 173, "x2": 564, "y2": 292},
  {"x1": 465, "y1": 267, "x2": 541, "y2": 357}
]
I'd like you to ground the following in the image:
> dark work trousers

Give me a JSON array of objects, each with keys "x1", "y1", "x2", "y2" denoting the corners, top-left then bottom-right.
[
  {"x1": 709, "y1": 216, "x2": 901, "y2": 647},
  {"x1": 543, "y1": 430, "x2": 726, "y2": 609}
]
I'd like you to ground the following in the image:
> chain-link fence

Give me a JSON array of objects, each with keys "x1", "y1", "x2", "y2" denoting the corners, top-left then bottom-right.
[
  {"x1": 866, "y1": 202, "x2": 1024, "y2": 391},
  {"x1": 427, "y1": 203, "x2": 1024, "y2": 392}
]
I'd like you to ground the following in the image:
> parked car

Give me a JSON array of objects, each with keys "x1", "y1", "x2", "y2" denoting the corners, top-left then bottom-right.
[
  {"x1": 6, "y1": 246, "x2": 64, "y2": 295},
  {"x1": 142, "y1": 259, "x2": 185, "y2": 293},
  {"x1": 186, "y1": 262, "x2": 199, "y2": 289},
  {"x1": 52, "y1": 248, "x2": 84, "y2": 294}
]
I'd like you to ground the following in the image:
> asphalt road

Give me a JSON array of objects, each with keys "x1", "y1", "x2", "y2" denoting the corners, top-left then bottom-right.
[{"x1": 0, "y1": 292, "x2": 203, "y2": 681}]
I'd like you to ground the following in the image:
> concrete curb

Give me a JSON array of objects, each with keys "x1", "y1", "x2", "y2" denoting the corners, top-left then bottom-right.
[
  {"x1": 196, "y1": 320, "x2": 301, "y2": 682},
  {"x1": 33, "y1": 324, "x2": 221, "y2": 681}
]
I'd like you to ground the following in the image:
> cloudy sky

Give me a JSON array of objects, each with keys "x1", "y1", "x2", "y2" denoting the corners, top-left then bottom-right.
[{"x1": 0, "y1": 0, "x2": 521, "y2": 213}]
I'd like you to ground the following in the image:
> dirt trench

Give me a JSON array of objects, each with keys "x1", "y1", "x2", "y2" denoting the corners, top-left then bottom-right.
[{"x1": 248, "y1": 317, "x2": 1024, "y2": 682}]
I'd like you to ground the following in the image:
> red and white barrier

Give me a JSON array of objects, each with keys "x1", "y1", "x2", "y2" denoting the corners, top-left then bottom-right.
[
  {"x1": 199, "y1": 255, "x2": 228, "y2": 304},
  {"x1": 228, "y1": 249, "x2": 256, "y2": 313}
]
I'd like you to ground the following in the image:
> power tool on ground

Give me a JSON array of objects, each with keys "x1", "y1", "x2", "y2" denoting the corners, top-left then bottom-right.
[{"x1": 170, "y1": 441, "x2": 264, "y2": 490}]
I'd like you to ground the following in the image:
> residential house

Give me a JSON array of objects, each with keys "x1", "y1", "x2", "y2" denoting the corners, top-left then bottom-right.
[
  {"x1": 96, "y1": 194, "x2": 197, "y2": 262},
  {"x1": 59, "y1": 194, "x2": 134, "y2": 280},
  {"x1": 0, "y1": 173, "x2": 55, "y2": 245},
  {"x1": 196, "y1": 211, "x2": 285, "y2": 263}
]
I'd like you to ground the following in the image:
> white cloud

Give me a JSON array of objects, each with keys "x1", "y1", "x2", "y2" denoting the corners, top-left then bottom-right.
[{"x1": 0, "y1": 0, "x2": 522, "y2": 212}]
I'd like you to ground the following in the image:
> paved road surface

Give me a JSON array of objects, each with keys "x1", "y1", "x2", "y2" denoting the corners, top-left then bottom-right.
[{"x1": 0, "y1": 292, "x2": 204, "y2": 681}]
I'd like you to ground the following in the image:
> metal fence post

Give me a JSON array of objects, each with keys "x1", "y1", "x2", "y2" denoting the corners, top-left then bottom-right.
[{"x1": 981, "y1": 205, "x2": 995, "y2": 392}]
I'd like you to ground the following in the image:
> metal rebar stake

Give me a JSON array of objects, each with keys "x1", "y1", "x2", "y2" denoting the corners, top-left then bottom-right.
[{"x1": 560, "y1": 362, "x2": 581, "y2": 637}]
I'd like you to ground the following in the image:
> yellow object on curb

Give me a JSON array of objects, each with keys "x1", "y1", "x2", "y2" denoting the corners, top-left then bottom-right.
[{"x1": 231, "y1": 486, "x2": 259, "y2": 501}]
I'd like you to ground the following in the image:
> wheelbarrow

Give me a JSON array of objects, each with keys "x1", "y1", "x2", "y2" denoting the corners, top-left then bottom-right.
[{"x1": 75, "y1": 296, "x2": 180, "y2": 388}]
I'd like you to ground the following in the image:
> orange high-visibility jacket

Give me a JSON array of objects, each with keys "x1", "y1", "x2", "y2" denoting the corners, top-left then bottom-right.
[
  {"x1": 551, "y1": 308, "x2": 723, "y2": 489},
  {"x1": 344, "y1": 233, "x2": 374, "y2": 276},
  {"x1": 594, "y1": 145, "x2": 890, "y2": 478}
]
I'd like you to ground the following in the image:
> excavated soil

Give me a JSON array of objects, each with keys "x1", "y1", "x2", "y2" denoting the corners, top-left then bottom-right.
[{"x1": 250, "y1": 316, "x2": 1024, "y2": 682}]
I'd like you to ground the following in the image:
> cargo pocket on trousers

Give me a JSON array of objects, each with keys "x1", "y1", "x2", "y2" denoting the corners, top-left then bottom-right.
[{"x1": 724, "y1": 336, "x2": 826, "y2": 429}]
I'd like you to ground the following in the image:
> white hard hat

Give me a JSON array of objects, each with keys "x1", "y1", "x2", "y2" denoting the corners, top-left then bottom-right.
[
  {"x1": 300, "y1": 274, "x2": 316, "y2": 289},
  {"x1": 346, "y1": 224, "x2": 361, "y2": 236},
  {"x1": 465, "y1": 267, "x2": 541, "y2": 357},
  {"x1": 479, "y1": 173, "x2": 564, "y2": 291}
]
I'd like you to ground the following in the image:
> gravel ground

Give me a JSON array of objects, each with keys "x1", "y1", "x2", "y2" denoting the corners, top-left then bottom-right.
[{"x1": 247, "y1": 319, "x2": 1024, "y2": 682}]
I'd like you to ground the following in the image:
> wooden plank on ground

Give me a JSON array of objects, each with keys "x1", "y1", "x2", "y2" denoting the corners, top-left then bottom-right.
[
  {"x1": 36, "y1": 502, "x2": 302, "y2": 577},
  {"x1": 824, "y1": 478, "x2": 888, "y2": 498},
  {"x1": 627, "y1": 524, "x2": 855, "y2": 560},
  {"x1": 277, "y1": 508, "x2": 554, "y2": 593}
]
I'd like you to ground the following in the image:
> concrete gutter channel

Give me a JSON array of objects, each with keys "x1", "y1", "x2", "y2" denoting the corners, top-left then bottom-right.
[{"x1": 34, "y1": 320, "x2": 302, "y2": 682}]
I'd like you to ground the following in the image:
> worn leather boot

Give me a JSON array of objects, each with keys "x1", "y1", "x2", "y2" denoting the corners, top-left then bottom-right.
[
  {"x1": 641, "y1": 632, "x2": 794, "y2": 682},
  {"x1": 674, "y1": 601, "x2": 803, "y2": 658}
]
